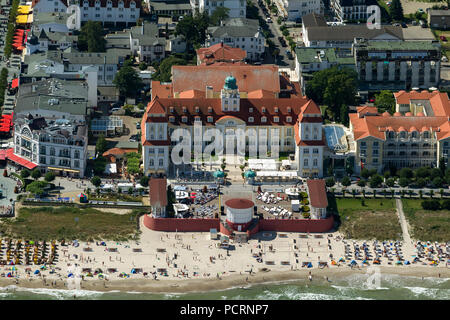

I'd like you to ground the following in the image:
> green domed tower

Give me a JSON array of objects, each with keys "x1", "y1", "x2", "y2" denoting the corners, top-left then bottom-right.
[{"x1": 221, "y1": 75, "x2": 240, "y2": 112}]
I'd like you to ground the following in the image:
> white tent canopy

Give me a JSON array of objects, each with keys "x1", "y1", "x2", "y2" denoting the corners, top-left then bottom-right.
[
  {"x1": 104, "y1": 163, "x2": 117, "y2": 174},
  {"x1": 248, "y1": 159, "x2": 277, "y2": 171},
  {"x1": 256, "y1": 171, "x2": 298, "y2": 177}
]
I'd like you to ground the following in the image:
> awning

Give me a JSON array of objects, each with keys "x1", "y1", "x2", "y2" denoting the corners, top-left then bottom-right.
[
  {"x1": 6, "y1": 148, "x2": 37, "y2": 169},
  {"x1": 47, "y1": 167, "x2": 79, "y2": 173},
  {"x1": 11, "y1": 78, "x2": 19, "y2": 89},
  {"x1": 0, "y1": 149, "x2": 7, "y2": 160},
  {"x1": 18, "y1": 5, "x2": 31, "y2": 14},
  {"x1": 16, "y1": 15, "x2": 28, "y2": 24}
]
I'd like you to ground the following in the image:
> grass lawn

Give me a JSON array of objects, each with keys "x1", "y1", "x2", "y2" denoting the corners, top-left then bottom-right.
[
  {"x1": 89, "y1": 194, "x2": 143, "y2": 203},
  {"x1": 328, "y1": 197, "x2": 402, "y2": 240},
  {"x1": 0, "y1": 206, "x2": 141, "y2": 241},
  {"x1": 402, "y1": 199, "x2": 450, "y2": 242}
]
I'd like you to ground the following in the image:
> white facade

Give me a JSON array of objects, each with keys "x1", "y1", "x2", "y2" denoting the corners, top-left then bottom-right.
[
  {"x1": 79, "y1": 0, "x2": 140, "y2": 25},
  {"x1": 142, "y1": 121, "x2": 170, "y2": 174},
  {"x1": 296, "y1": 120, "x2": 324, "y2": 178},
  {"x1": 13, "y1": 120, "x2": 88, "y2": 177},
  {"x1": 274, "y1": 0, "x2": 322, "y2": 21},
  {"x1": 226, "y1": 206, "x2": 253, "y2": 224},
  {"x1": 206, "y1": 31, "x2": 265, "y2": 61},
  {"x1": 196, "y1": 0, "x2": 246, "y2": 18},
  {"x1": 32, "y1": 0, "x2": 68, "y2": 13}
]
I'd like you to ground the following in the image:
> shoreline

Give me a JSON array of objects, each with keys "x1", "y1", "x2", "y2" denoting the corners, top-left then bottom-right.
[{"x1": 1, "y1": 266, "x2": 448, "y2": 294}]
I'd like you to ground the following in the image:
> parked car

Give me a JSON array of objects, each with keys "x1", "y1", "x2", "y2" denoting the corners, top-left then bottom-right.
[
  {"x1": 401, "y1": 22, "x2": 407, "y2": 28},
  {"x1": 266, "y1": 17, "x2": 272, "y2": 23},
  {"x1": 129, "y1": 134, "x2": 140, "y2": 142},
  {"x1": 136, "y1": 122, "x2": 141, "y2": 129},
  {"x1": 110, "y1": 107, "x2": 121, "y2": 113}
]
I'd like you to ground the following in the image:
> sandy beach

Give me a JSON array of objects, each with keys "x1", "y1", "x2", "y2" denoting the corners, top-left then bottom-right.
[{"x1": 0, "y1": 216, "x2": 448, "y2": 294}]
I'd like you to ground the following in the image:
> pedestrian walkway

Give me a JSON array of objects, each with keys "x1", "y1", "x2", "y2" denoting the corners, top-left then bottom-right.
[{"x1": 395, "y1": 199, "x2": 415, "y2": 253}]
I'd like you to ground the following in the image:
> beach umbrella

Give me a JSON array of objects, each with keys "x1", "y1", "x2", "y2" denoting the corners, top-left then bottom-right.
[
  {"x1": 396, "y1": 261, "x2": 402, "y2": 265},
  {"x1": 10, "y1": 266, "x2": 16, "y2": 271},
  {"x1": 339, "y1": 258, "x2": 345, "y2": 262},
  {"x1": 307, "y1": 262, "x2": 312, "y2": 268},
  {"x1": 34, "y1": 270, "x2": 40, "y2": 274},
  {"x1": 244, "y1": 170, "x2": 256, "y2": 178},
  {"x1": 350, "y1": 260, "x2": 356, "y2": 265},
  {"x1": 7, "y1": 272, "x2": 12, "y2": 277},
  {"x1": 213, "y1": 170, "x2": 225, "y2": 178},
  {"x1": 131, "y1": 268, "x2": 136, "y2": 274},
  {"x1": 68, "y1": 273, "x2": 74, "y2": 278},
  {"x1": 404, "y1": 261, "x2": 410, "y2": 265}
]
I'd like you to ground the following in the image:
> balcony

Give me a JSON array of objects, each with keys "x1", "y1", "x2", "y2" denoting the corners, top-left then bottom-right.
[{"x1": 59, "y1": 152, "x2": 71, "y2": 158}]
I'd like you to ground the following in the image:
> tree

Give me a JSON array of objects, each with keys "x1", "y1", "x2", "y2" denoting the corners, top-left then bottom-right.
[
  {"x1": 325, "y1": 177, "x2": 335, "y2": 188},
  {"x1": 113, "y1": 65, "x2": 143, "y2": 98},
  {"x1": 432, "y1": 177, "x2": 443, "y2": 188},
  {"x1": 374, "y1": 91, "x2": 395, "y2": 114},
  {"x1": 439, "y1": 157, "x2": 446, "y2": 176},
  {"x1": 399, "y1": 177, "x2": 409, "y2": 188},
  {"x1": 96, "y1": 134, "x2": 107, "y2": 154},
  {"x1": 421, "y1": 199, "x2": 441, "y2": 211},
  {"x1": 386, "y1": 178, "x2": 396, "y2": 188},
  {"x1": 152, "y1": 55, "x2": 188, "y2": 83},
  {"x1": 305, "y1": 66, "x2": 358, "y2": 122},
  {"x1": 399, "y1": 168, "x2": 414, "y2": 180},
  {"x1": 44, "y1": 171, "x2": 55, "y2": 182},
  {"x1": 430, "y1": 168, "x2": 442, "y2": 180},
  {"x1": 390, "y1": 0, "x2": 404, "y2": 21},
  {"x1": 166, "y1": 185, "x2": 176, "y2": 217},
  {"x1": 140, "y1": 175, "x2": 149, "y2": 187},
  {"x1": 26, "y1": 181, "x2": 48, "y2": 197},
  {"x1": 416, "y1": 178, "x2": 427, "y2": 188},
  {"x1": 341, "y1": 176, "x2": 351, "y2": 187},
  {"x1": 442, "y1": 199, "x2": 450, "y2": 210},
  {"x1": 361, "y1": 168, "x2": 371, "y2": 179},
  {"x1": 91, "y1": 176, "x2": 102, "y2": 188},
  {"x1": 415, "y1": 167, "x2": 430, "y2": 179},
  {"x1": 175, "y1": 12, "x2": 209, "y2": 51},
  {"x1": 77, "y1": 21, "x2": 106, "y2": 52},
  {"x1": 383, "y1": 170, "x2": 391, "y2": 180},
  {"x1": 138, "y1": 62, "x2": 148, "y2": 71},
  {"x1": 369, "y1": 174, "x2": 383, "y2": 188},
  {"x1": 31, "y1": 168, "x2": 41, "y2": 180},
  {"x1": 210, "y1": 6, "x2": 230, "y2": 25},
  {"x1": 20, "y1": 169, "x2": 30, "y2": 179},
  {"x1": 357, "y1": 179, "x2": 366, "y2": 187}
]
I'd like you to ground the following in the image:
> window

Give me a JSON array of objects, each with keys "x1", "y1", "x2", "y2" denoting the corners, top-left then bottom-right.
[
  {"x1": 313, "y1": 159, "x2": 318, "y2": 167},
  {"x1": 169, "y1": 116, "x2": 175, "y2": 123},
  {"x1": 360, "y1": 142, "x2": 366, "y2": 148},
  {"x1": 159, "y1": 159, "x2": 164, "y2": 167},
  {"x1": 373, "y1": 141, "x2": 379, "y2": 147},
  {"x1": 273, "y1": 116, "x2": 279, "y2": 123},
  {"x1": 74, "y1": 150, "x2": 80, "y2": 159},
  {"x1": 149, "y1": 159, "x2": 154, "y2": 166},
  {"x1": 40, "y1": 156, "x2": 46, "y2": 164},
  {"x1": 182, "y1": 116, "x2": 188, "y2": 123},
  {"x1": 248, "y1": 117, "x2": 254, "y2": 123},
  {"x1": 261, "y1": 116, "x2": 267, "y2": 123},
  {"x1": 262, "y1": 107, "x2": 266, "y2": 113},
  {"x1": 158, "y1": 148, "x2": 164, "y2": 154},
  {"x1": 373, "y1": 158, "x2": 378, "y2": 164},
  {"x1": 313, "y1": 148, "x2": 318, "y2": 154},
  {"x1": 50, "y1": 147, "x2": 55, "y2": 156},
  {"x1": 303, "y1": 149, "x2": 309, "y2": 154},
  {"x1": 207, "y1": 116, "x2": 213, "y2": 123},
  {"x1": 74, "y1": 160, "x2": 79, "y2": 168},
  {"x1": 373, "y1": 149, "x2": 378, "y2": 155},
  {"x1": 249, "y1": 107, "x2": 253, "y2": 113},
  {"x1": 286, "y1": 116, "x2": 292, "y2": 123},
  {"x1": 304, "y1": 159, "x2": 309, "y2": 167},
  {"x1": 50, "y1": 157, "x2": 55, "y2": 165}
]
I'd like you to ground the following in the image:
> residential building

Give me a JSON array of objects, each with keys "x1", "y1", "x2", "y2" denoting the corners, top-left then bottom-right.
[
  {"x1": 15, "y1": 78, "x2": 90, "y2": 120},
  {"x1": 91, "y1": 116, "x2": 124, "y2": 137},
  {"x1": 32, "y1": 11, "x2": 73, "y2": 33},
  {"x1": 12, "y1": 114, "x2": 88, "y2": 177},
  {"x1": 427, "y1": 9, "x2": 450, "y2": 29},
  {"x1": 196, "y1": 42, "x2": 246, "y2": 65},
  {"x1": 353, "y1": 39, "x2": 441, "y2": 91},
  {"x1": 194, "y1": 0, "x2": 246, "y2": 18},
  {"x1": 79, "y1": 0, "x2": 141, "y2": 26},
  {"x1": 26, "y1": 29, "x2": 78, "y2": 55},
  {"x1": 31, "y1": 0, "x2": 68, "y2": 13},
  {"x1": 349, "y1": 90, "x2": 450, "y2": 174},
  {"x1": 301, "y1": 13, "x2": 403, "y2": 49},
  {"x1": 206, "y1": 18, "x2": 265, "y2": 62},
  {"x1": 330, "y1": 0, "x2": 377, "y2": 22},
  {"x1": 149, "y1": 0, "x2": 192, "y2": 17},
  {"x1": 143, "y1": 63, "x2": 325, "y2": 178},
  {"x1": 294, "y1": 47, "x2": 355, "y2": 92},
  {"x1": 273, "y1": 0, "x2": 323, "y2": 22}
]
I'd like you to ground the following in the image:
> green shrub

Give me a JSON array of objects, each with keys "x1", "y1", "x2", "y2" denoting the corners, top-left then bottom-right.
[
  {"x1": 421, "y1": 199, "x2": 441, "y2": 211},
  {"x1": 302, "y1": 205, "x2": 310, "y2": 212}
]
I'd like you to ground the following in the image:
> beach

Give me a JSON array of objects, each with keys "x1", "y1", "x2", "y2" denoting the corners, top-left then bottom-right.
[{"x1": 0, "y1": 216, "x2": 448, "y2": 295}]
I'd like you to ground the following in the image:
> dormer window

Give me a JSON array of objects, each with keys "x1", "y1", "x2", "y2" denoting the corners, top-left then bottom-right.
[
  {"x1": 195, "y1": 107, "x2": 200, "y2": 113},
  {"x1": 194, "y1": 116, "x2": 201, "y2": 123},
  {"x1": 261, "y1": 116, "x2": 267, "y2": 123},
  {"x1": 208, "y1": 107, "x2": 213, "y2": 113},
  {"x1": 248, "y1": 117, "x2": 254, "y2": 123},
  {"x1": 169, "y1": 107, "x2": 174, "y2": 113},
  {"x1": 287, "y1": 107, "x2": 292, "y2": 113},
  {"x1": 169, "y1": 116, "x2": 175, "y2": 123},
  {"x1": 207, "y1": 116, "x2": 213, "y2": 123},
  {"x1": 286, "y1": 116, "x2": 292, "y2": 123},
  {"x1": 183, "y1": 107, "x2": 187, "y2": 113},
  {"x1": 249, "y1": 107, "x2": 253, "y2": 113},
  {"x1": 182, "y1": 116, "x2": 188, "y2": 123},
  {"x1": 262, "y1": 107, "x2": 266, "y2": 113},
  {"x1": 273, "y1": 116, "x2": 279, "y2": 123},
  {"x1": 275, "y1": 107, "x2": 279, "y2": 113}
]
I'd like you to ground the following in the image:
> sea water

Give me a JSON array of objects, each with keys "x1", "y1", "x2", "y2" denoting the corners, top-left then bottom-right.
[{"x1": 0, "y1": 274, "x2": 448, "y2": 300}]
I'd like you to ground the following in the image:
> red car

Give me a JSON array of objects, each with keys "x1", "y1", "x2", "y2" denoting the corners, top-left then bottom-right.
[{"x1": 440, "y1": 35, "x2": 448, "y2": 42}]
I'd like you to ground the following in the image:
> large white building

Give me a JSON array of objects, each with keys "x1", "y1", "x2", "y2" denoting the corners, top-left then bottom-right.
[
  {"x1": 142, "y1": 63, "x2": 325, "y2": 178},
  {"x1": 274, "y1": 0, "x2": 322, "y2": 22},
  {"x1": 12, "y1": 115, "x2": 88, "y2": 177},
  {"x1": 31, "y1": 0, "x2": 141, "y2": 26},
  {"x1": 206, "y1": 18, "x2": 265, "y2": 62},
  {"x1": 191, "y1": 0, "x2": 246, "y2": 18}
]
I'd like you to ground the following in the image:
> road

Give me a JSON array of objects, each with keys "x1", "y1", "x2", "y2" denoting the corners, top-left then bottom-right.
[{"x1": 251, "y1": 0, "x2": 295, "y2": 68}]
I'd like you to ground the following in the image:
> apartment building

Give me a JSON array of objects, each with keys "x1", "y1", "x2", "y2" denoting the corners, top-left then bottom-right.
[
  {"x1": 330, "y1": 0, "x2": 377, "y2": 22},
  {"x1": 273, "y1": 0, "x2": 322, "y2": 22},
  {"x1": 192, "y1": 0, "x2": 246, "y2": 18},
  {"x1": 353, "y1": 39, "x2": 441, "y2": 91},
  {"x1": 349, "y1": 90, "x2": 450, "y2": 174},
  {"x1": 206, "y1": 18, "x2": 265, "y2": 62}
]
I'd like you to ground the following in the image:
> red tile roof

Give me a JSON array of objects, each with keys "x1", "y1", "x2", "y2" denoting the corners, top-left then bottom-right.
[
  {"x1": 197, "y1": 43, "x2": 247, "y2": 65},
  {"x1": 394, "y1": 90, "x2": 450, "y2": 117},
  {"x1": 149, "y1": 177, "x2": 167, "y2": 208},
  {"x1": 171, "y1": 65, "x2": 281, "y2": 94},
  {"x1": 307, "y1": 179, "x2": 328, "y2": 209},
  {"x1": 151, "y1": 81, "x2": 173, "y2": 99}
]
